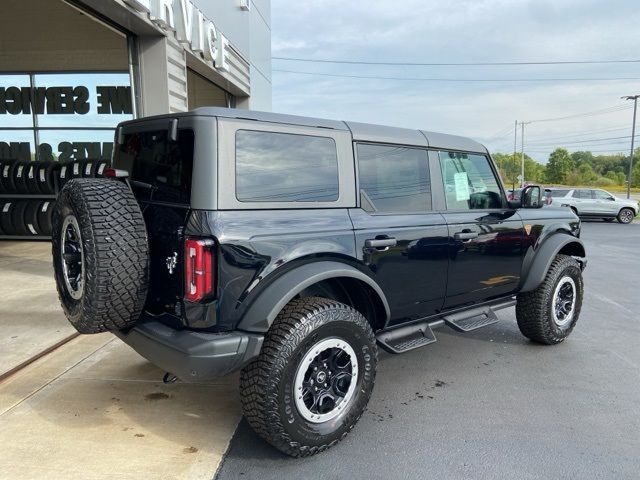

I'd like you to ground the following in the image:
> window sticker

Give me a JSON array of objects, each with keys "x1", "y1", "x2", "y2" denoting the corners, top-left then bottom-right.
[{"x1": 454, "y1": 172, "x2": 470, "y2": 201}]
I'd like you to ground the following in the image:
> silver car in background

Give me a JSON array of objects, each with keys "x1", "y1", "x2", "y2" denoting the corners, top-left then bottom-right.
[{"x1": 544, "y1": 188, "x2": 638, "y2": 224}]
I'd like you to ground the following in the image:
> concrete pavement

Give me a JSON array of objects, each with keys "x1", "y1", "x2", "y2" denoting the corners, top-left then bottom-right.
[
  {"x1": 0, "y1": 241, "x2": 77, "y2": 379},
  {"x1": 0, "y1": 241, "x2": 241, "y2": 480}
]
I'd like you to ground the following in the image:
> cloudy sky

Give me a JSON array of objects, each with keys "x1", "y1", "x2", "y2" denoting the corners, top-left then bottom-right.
[{"x1": 269, "y1": 0, "x2": 640, "y2": 162}]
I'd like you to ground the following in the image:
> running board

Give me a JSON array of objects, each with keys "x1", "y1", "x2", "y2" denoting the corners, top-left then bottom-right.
[
  {"x1": 376, "y1": 321, "x2": 437, "y2": 354},
  {"x1": 376, "y1": 299, "x2": 514, "y2": 354},
  {"x1": 443, "y1": 306, "x2": 499, "y2": 332}
]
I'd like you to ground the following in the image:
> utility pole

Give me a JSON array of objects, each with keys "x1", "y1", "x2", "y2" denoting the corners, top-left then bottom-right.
[
  {"x1": 513, "y1": 120, "x2": 518, "y2": 190},
  {"x1": 519, "y1": 121, "x2": 531, "y2": 188},
  {"x1": 521, "y1": 122, "x2": 525, "y2": 187},
  {"x1": 622, "y1": 95, "x2": 639, "y2": 199}
]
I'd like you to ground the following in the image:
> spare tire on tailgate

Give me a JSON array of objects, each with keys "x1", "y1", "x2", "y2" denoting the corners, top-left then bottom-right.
[{"x1": 52, "y1": 178, "x2": 149, "y2": 333}]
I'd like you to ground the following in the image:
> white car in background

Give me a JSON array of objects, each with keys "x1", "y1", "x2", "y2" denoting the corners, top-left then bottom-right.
[{"x1": 544, "y1": 187, "x2": 638, "y2": 224}]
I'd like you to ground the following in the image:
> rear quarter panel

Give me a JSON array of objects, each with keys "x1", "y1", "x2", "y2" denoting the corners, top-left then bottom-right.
[{"x1": 185, "y1": 209, "x2": 358, "y2": 330}]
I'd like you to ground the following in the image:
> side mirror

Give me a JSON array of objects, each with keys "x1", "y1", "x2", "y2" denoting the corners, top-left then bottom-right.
[
  {"x1": 521, "y1": 185, "x2": 543, "y2": 208},
  {"x1": 608, "y1": 196, "x2": 615, "y2": 201}
]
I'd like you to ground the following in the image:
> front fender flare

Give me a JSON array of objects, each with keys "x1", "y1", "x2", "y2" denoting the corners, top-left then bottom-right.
[
  {"x1": 520, "y1": 233, "x2": 586, "y2": 293},
  {"x1": 237, "y1": 261, "x2": 391, "y2": 333}
]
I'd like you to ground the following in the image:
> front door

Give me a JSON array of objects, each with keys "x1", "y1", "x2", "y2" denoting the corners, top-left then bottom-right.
[
  {"x1": 350, "y1": 143, "x2": 449, "y2": 327},
  {"x1": 435, "y1": 150, "x2": 524, "y2": 308}
]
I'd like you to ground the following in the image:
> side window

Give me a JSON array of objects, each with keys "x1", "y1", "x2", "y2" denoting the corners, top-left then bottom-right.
[
  {"x1": 594, "y1": 190, "x2": 612, "y2": 200},
  {"x1": 235, "y1": 130, "x2": 339, "y2": 202},
  {"x1": 438, "y1": 151, "x2": 503, "y2": 210},
  {"x1": 356, "y1": 143, "x2": 431, "y2": 213},
  {"x1": 573, "y1": 189, "x2": 592, "y2": 199}
]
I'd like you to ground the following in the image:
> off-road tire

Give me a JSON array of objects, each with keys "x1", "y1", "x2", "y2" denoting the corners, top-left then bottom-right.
[
  {"x1": 617, "y1": 207, "x2": 635, "y2": 224},
  {"x1": 516, "y1": 254, "x2": 583, "y2": 344},
  {"x1": 240, "y1": 297, "x2": 377, "y2": 457},
  {"x1": 52, "y1": 179, "x2": 149, "y2": 334}
]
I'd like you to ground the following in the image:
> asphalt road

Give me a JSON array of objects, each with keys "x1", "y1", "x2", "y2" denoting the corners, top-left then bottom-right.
[{"x1": 216, "y1": 220, "x2": 640, "y2": 480}]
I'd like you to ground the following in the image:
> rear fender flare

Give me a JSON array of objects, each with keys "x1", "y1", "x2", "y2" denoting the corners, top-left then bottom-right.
[
  {"x1": 237, "y1": 261, "x2": 390, "y2": 332},
  {"x1": 520, "y1": 234, "x2": 586, "y2": 293}
]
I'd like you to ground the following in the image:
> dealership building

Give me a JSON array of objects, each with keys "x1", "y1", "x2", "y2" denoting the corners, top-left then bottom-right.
[{"x1": 0, "y1": 0, "x2": 272, "y2": 163}]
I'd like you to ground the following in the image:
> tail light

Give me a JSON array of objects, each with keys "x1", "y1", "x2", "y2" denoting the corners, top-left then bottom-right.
[
  {"x1": 103, "y1": 167, "x2": 129, "y2": 179},
  {"x1": 184, "y1": 238, "x2": 215, "y2": 302}
]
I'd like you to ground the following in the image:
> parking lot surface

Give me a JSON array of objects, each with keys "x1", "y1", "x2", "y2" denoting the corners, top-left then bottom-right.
[{"x1": 216, "y1": 221, "x2": 640, "y2": 480}]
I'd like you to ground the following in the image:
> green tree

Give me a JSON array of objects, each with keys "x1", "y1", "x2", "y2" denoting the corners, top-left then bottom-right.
[
  {"x1": 493, "y1": 152, "x2": 546, "y2": 186},
  {"x1": 632, "y1": 161, "x2": 640, "y2": 188},
  {"x1": 571, "y1": 151, "x2": 594, "y2": 167},
  {"x1": 546, "y1": 148, "x2": 575, "y2": 184}
]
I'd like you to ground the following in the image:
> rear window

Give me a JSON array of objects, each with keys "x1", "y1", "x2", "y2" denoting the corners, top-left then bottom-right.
[
  {"x1": 114, "y1": 129, "x2": 194, "y2": 204},
  {"x1": 235, "y1": 130, "x2": 339, "y2": 203},
  {"x1": 547, "y1": 189, "x2": 570, "y2": 198}
]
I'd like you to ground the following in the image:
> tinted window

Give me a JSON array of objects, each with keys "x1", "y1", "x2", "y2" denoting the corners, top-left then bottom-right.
[
  {"x1": 572, "y1": 189, "x2": 593, "y2": 199},
  {"x1": 438, "y1": 151, "x2": 503, "y2": 210},
  {"x1": 357, "y1": 144, "x2": 431, "y2": 213},
  {"x1": 236, "y1": 130, "x2": 338, "y2": 202},
  {"x1": 547, "y1": 189, "x2": 570, "y2": 198},
  {"x1": 115, "y1": 129, "x2": 194, "y2": 204}
]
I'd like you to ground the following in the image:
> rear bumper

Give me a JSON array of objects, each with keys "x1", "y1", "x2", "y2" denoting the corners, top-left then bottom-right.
[{"x1": 115, "y1": 321, "x2": 264, "y2": 382}]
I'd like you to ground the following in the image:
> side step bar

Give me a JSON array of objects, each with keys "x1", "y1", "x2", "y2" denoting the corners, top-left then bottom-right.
[
  {"x1": 376, "y1": 300, "x2": 516, "y2": 354},
  {"x1": 442, "y1": 306, "x2": 499, "y2": 332},
  {"x1": 377, "y1": 321, "x2": 437, "y2": 354}
]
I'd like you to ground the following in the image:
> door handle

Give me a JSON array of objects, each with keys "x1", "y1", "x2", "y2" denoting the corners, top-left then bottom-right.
[
  {"x1": 364, "y1": 237, "x2": 397, "y2": 249},
  {"x1": 454, "y1": 231, "x2": 479, "y2": 241}
]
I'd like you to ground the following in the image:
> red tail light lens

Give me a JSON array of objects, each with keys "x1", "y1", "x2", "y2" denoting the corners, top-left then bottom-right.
[{"x1": 184, "y1": 238, "x2": 215, "y2": 302}]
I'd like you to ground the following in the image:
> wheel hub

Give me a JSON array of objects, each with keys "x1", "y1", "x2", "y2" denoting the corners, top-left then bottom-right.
[
  {"x1": 552, "y1": 276, "x2": 576, "y2": 327},
  {"x1": 294, "y1": 338, "x2": 358, "y2": 423},
  {"x1": 60, "y1": 215, "x2": 84, "y2": 300}
]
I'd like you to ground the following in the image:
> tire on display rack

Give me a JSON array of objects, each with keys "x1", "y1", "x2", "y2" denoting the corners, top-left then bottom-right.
[
  {"x1": 57, "y1": 161, "x2": 73, "y2": 190},
  {"x1": 81, "y1": 159, "x2": 96, "y2": 178},
  {"x1": 26, "y1": 161, "x2": 44, "y2": 194},
  {"x1": 240, "y1": 297, "x2": 377, "y2": 457},
  {"x1": 94, "y1": 160, "x2": 110, "y2": 178},
  {"x1": 23, "y1": 200, "x2": 42, "y2": 236},
  {"x1": 37, "y1": 161, "x2": 60, "y2": 195},
  {"x1": 52, "y1": 178, "x2": 149, "y2": 334},
  {"x1": 0, "y1": 201, "x2": 15, "y2": 234},
  {"x1": 37, "y1": 200, "x2": 54, "y2": 236},
  {"x1": 11, "y1": 161, "x2": 29, "y2": 194},
  {"x1": 1, "y1": 159, "x2": 17, "y2": 194},
  {"x1": 10, "y1": 200, "x2": 30, "y2": 236}
]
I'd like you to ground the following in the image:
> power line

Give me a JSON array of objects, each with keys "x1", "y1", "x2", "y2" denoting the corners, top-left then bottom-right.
[
  {"x1": 273, "y1": 69, "x2": 640, "y2": 83},
  {"x1": 527, "y1": 134, "x2": 638, "y2": 147},
  {"x1": 528, "y1": 105, "x2": 632, "y2": 123},
  {"x1": 527, "y1": 147, "x2": 630, "y2": 153},
  {"x1": 523, "y1": 125, "x2": 630, "y2": 142},
  {"x1": 273, "y1": 56, "x2": 640, "y2": 67}
]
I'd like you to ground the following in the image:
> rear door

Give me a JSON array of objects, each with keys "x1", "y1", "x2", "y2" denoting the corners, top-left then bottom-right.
[
  {"x1": 572, "y1": 189, "x2": 596, "y2": 213},
  {"x1": 434, "y1": 150, "x2": 524, "y2": 308},
  {"x1": 350, "y1": 143, "x2": 449, "y2": 327},
  {"x1": 113, "y1": 118, "x2": 196, "y2": 316}
]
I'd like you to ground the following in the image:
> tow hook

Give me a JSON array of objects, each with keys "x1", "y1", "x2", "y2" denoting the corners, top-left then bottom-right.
[{"x1": 162, "y1": 372, "x2": 178, "y2": 384}]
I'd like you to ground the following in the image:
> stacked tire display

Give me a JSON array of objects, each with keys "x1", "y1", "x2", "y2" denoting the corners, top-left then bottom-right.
[{"x1": 0, "y1": 158, "x2": 110, "y2": 239}]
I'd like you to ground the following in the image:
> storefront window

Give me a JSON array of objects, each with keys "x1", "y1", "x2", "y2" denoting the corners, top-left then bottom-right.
[{"x1": 0, "y1": 72, "x2": 132, "y2": 161}]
